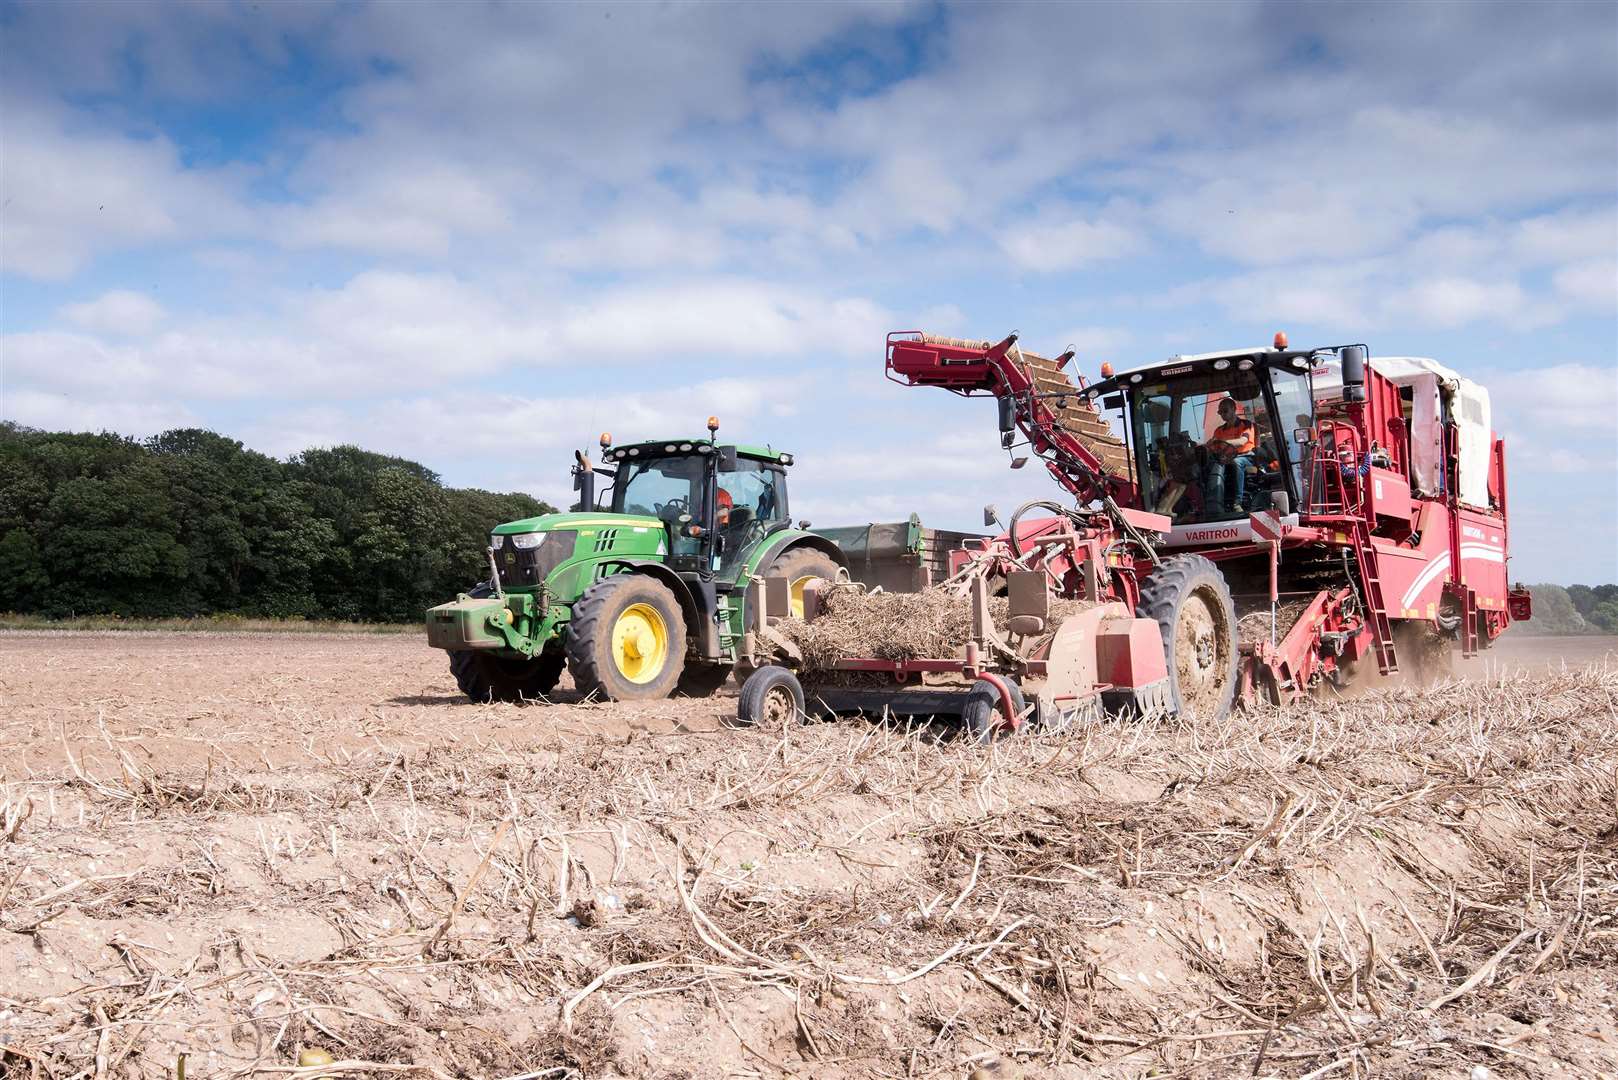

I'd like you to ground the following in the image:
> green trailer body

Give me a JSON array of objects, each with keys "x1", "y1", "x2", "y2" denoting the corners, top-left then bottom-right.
[{"x1": 814, "y1": 514, "x2": 986, "y2": 593}]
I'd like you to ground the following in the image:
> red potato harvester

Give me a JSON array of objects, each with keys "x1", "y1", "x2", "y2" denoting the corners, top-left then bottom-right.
[{"x1": 737, "y1": 330, "x2": 1529, "y2": 739}]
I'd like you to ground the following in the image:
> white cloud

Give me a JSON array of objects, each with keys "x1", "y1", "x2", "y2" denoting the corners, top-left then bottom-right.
[
  {"x1": 1491, "y1": 363, "x2": 1618, "y2": 432},
  {"x1": 0, "y1": 101, "x2": 246, "y2": 279},
  {"x1": 1000, "y1": 215, "x2": 1140, "y2": 272},
  {"x1": 59, "y1": 290, "x2": 167, "y2": 337},
  {"x1": 1552, "y1": 259, "x2": 1618, "y2": 311}
]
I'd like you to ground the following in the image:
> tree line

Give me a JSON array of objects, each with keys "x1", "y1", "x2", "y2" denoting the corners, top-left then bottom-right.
[
  {"x1": 1524, "y1": 583, "x2": 1618, "y2": 636},
  {"x1": 0, "y1": 424, "x2": 554, "y2": 623}
]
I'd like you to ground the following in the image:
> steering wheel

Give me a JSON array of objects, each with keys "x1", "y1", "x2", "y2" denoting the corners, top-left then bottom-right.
[{"x1": 654, "y1": 496, "x2": 690, "y2": 519}]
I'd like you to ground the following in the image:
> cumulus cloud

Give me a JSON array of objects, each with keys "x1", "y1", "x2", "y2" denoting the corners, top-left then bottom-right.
[{"x1": 60, "y1": 290, "x2": 167, "y2": 337}]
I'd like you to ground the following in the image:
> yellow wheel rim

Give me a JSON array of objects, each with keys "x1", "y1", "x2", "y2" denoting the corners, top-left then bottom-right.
[
  {"x1": 611, "y1": 603, "x2": 669, "y2": 684},
  {"x1": 788, "y1": 576, "x2": 818, "y2": 620}
]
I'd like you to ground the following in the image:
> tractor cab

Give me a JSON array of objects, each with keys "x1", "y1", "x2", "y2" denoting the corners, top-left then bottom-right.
[
  {"x1": 593, "y1": 427, "x2": 796, "y2": 581},
  {"x1": 1092, "y1": 345, "x2": 1319, "y2": 529}
]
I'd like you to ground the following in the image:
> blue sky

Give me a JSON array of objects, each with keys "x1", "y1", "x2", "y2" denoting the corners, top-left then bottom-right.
[{"x1": 2, "y1": 0, "x2": 1614, "y2": 584}]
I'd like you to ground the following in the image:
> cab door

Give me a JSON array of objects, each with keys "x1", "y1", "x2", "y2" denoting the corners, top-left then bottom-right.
[{"x1": 714, "y1": 459, "x2": 788, "y2": 576}]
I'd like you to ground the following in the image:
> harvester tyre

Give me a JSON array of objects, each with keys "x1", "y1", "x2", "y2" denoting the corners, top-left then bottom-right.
[
  {"x1": 737, "y1": 665, "x2": 805, "y2": 726},
  {"x1": 962, "y1": 678, "x2": 1026, "y2": 745},
  {"x1": 566, "y1": 575, "x2": 687, "y2": 701},
  {"x1": 1136, "y1": 554, "x2": 1238, "y2": 723},
  {"x1": 449, "y1": 648, "x2": 566, "y2": 703},
  {"x1": 675, "y1": 662, "x2": 732, "y2": 698}
]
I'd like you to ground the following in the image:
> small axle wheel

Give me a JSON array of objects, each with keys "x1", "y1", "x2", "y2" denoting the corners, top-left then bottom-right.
[
  {"x1": 961, "y1": 677, "x2": 1026, "y2": 744},
  {"x1": 737, "y1": 666, "x2": 805, "y2": 726}
]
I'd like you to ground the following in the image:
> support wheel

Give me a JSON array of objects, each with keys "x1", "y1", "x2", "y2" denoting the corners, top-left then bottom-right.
[
  {"x1": 961, "y1": 678, "x2": 1026, "y2": 744},
  {"x1": 737, "y1": 666, "x2": 805, "y2": 725},
  {"x1": 450, "y1": 648, "x2": 565, "y2": 703},
  {"x1": 566, "y1": 575, "x2": 687, "y2": 701},
  {"x1": 1136, "y1": 554, "x2": 1238, "y2": 723},
  {"x1": 675, "y1": 662, "x2": 733, "y2": 698}
]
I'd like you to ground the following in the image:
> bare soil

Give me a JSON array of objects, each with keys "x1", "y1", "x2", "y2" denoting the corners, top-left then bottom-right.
[{"x1": 2, "y1": 631, "x2": 1615, "y2": 1079}]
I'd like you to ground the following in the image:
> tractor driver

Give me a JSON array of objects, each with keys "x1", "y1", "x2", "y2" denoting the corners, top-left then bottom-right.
[{"x1": 1204, "y1": 398, "x2": 1256, "y2": 513}]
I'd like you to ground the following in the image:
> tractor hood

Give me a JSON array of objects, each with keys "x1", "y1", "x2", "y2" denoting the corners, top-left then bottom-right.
[{"x1": 492, "y1": 511, "x2": 664, "y2": 535}]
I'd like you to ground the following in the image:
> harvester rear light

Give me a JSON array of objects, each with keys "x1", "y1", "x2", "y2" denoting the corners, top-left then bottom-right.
[{"x1": 510, "y1": 533, "x2": 546, "y2": 550}]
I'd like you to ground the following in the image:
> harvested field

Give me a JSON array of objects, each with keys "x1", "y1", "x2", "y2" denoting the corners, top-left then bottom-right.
[{"x1": 2, "y1": 632, "x2": 1616, "y2": 1079}]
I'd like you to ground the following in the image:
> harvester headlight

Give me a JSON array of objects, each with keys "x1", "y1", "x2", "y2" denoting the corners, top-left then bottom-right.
[
  {"x1": 1213, "y1": 358, "x2": 1232, "y2": 371},
  {"x1": 1291, "y1": 356, "x2": 1309, "y2": 369},
  {"x1": 1237, "y1": 358, "x2": 1254, "y2": 371},
  {"x1": 679, "y1": 443, "x2": 693, "y2": 451},
  {"x1": 510, "y1": 532, "x2": 547, "y2": 550},
  {"x1": 696, "y1": 444, "x2": 712, "y2": 453},
  {"x1": 628, "y1": 447, "x2": 640, "y2": 456},
  {"x1": 489, "y1": 533, "x2": 502, "y2": 551},
  {"x1": 665, "y1": 444, "x2": 677, "y2": 453},
  {"x1": 1129, "y1": 373, "x2": 1143, "y2": 384},
  {"x1": 780, "y1": 453, "x2": 794, "y2": 465}
]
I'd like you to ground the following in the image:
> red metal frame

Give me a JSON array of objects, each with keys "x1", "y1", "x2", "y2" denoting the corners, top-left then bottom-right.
[{"x1": 884, "y1": 329, "x2": 1527, "y2": 708}]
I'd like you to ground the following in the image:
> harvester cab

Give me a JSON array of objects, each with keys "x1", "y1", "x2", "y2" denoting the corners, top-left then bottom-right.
[{"x1": 426, "y1": 419, "x2": 846, "y2": 705}]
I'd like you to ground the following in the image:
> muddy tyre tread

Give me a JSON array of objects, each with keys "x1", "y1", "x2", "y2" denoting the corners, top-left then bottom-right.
[{"x1": 1136, "y1": 554, "x2": 1238, "y2": 723}]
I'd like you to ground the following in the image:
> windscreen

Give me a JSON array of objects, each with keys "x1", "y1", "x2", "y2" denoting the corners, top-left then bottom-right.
[
  {"x1": 1129, "y1": 369, "x2": 1278, "y2": 524},
  {"x1": 612, "y1": 454, "x2": 706, "y2": 521}
]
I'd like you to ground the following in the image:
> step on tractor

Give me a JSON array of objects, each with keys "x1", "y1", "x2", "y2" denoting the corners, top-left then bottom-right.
[
  {"x1": 737, "y1": 330, "x2": 1530, "y2": 735},
  {"x1": 426, "y1": 419, "x2": 850, "y2": 702}
]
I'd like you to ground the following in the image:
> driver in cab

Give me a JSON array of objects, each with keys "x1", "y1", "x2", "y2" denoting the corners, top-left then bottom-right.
[{"x1": 1205, "y1": 398, "x2": 1256, "y2": 512}]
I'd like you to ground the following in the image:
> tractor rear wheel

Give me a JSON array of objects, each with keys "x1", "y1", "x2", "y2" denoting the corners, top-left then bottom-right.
[
  {"x1": 765, "y1": 547, "x2": 843, "y2": 619},
  {"x1": 732, "y1": 546, "x2": 843, "y2": 685},
  {"x1": 450, "y1": 648, "x2": 565, "y2": 703},
  {"x1": 566, "y1": 575, "x2": 688, "y2": 701},
  {"x1": 1136, "y1": 554, "x2": 1238, "y2": 723}
]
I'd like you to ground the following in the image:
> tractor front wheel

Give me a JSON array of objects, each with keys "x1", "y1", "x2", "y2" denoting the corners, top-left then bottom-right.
[
  {"x1": 450, "y1": 648, "x2": 565, "y2": 703},
  {"x1": 1136, "y1": 554, "x2": 1238, "y2": 723},
  {"x1": 566, "y1": 575, "x2": 688, "y2": 701}
]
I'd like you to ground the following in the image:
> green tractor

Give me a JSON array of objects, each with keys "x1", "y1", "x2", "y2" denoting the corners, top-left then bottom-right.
[{"x1": 425, "y1": 419, "x2": 846, "y2": 702}]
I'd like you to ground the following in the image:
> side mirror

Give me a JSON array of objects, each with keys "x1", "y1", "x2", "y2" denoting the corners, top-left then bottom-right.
[
  {"x1": 983, "y1": 504, "x2": 1002, "y2": 529},
  {"x1": 798, "y1": 519, "x2": 812, "y2": 530},
  {"x1": 718, "y1": 445, "x2": 739, "y2": 471},
  {"x1": 1102, "y1": 393, "x2": 1124, "y2": 410},
  {"x1": 1294, "y1": 428, "x2": 1312, "y2": 445},
  {"x1": 1009, "y1": 457, "x2": 1028, "y2": 470},
  {"x1": 996, "y1": 396, "x2": 1015, "y2": 434}
]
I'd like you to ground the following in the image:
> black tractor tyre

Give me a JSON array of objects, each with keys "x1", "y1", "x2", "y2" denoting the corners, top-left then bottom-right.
[
  {"x1": 566, "y1": 575, "x2": 688, "y2": 701},
  {"x1": 737, "y1": 665, "x2": 805, "y2": 726},
  {"x1": 675, "y1": 662, "x2": 733, "y2": 698},
  {"x1": 961, "y1": 678, "x2": 1027, "y2": 744},
  {"x1": 450, "y1": 648, "x2": 566, "y2": 703},
  {"x1": 1136, "y1": 554, "x2": 1239, "y2": 723}
]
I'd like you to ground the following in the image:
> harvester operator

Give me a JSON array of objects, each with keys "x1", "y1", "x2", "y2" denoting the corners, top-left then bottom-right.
[{"x1": 1205, "y1": 398, "x2": 1256, "y2": 513}]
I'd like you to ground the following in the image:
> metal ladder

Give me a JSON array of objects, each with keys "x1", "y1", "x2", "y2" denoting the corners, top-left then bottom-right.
[{"x1": 1351, "y1": 519, "x2": 1398, "y2": 674}]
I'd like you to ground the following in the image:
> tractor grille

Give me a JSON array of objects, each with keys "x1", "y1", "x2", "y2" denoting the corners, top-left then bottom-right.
[{"x1": 493, "y1": 533, "x2": 572, "y2": 587}]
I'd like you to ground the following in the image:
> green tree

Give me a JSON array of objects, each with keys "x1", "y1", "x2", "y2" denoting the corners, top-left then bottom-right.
[{"x1": 1524, "y1": 584, "x2": 1590, "y2": 635}]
